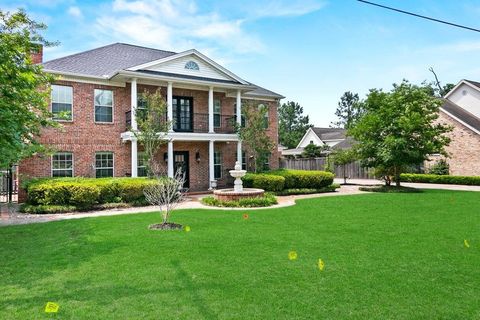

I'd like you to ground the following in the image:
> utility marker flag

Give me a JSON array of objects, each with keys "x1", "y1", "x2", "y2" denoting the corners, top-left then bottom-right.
[
  {"x1": 318, "y1": 259, "x2": 325, "y2": 271},
  {"x1": 288, "y1": 251, "x2": 298, "y2": 260},
  {"x1": 464, "y1": 239, "x2": 470, "y2": 248},
  {"x1": 45, "y1": 302, "x2": 59, "y2": 313}
]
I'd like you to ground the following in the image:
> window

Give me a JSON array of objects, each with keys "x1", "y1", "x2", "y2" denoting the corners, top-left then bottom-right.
[
  {"x1": 52, "y1": 152, "x2": 73, "y2": 177},
  {"x1": 214, "y1": 151, "x2": 222, "y2": 179},
  {"x1": 95, "y1": 152, "x2": 114, "y2": 177},
  {"x1": 242, "y1": 151, "x2": 247, "y2": 170},
  {"x1": 234, "y1": 103, "x2": 246, "y2": 127},
  {"x1": 94, "y1": 89, "x2": 113, "y2": 123},
  {"x1": 172, "y1": 96, "x2": 193, "y2": 131},
  {"x1": 214, "y1": 99, "x2": 221, "y2": 128},
  {"x1": 261, "y1": 152, "x2": 271, "y2": 172},
  {"x1": 136, "y1": 95, "x2": 148, "y2": 121},
  {"x1": 258, "y1": 104, "x2": 269, "y2": 129},
  {"x1": 185, "y1": 60, "x2": 199, "y2": 70},
  {"x1": 51, "y1": 85, "x2": 73, "y2": 121},
  {"x1": 137, "y1": 152, "x2": 147, "y2": 177}
]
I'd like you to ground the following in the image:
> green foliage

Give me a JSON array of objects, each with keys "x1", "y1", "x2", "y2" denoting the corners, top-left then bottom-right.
[
  {"x1": 359, "y1": 185, "x2": 422, "y2": 193},
  {"x1": 400, "y1": 173, "x2": 480, "y2": 185},
  {"x1": 331, "y1": 91, "x2": 364, "y2": 129},
  {"x1": 201, "y1": 193, "x2": 277, "y2": 208},
  {"x1": 278, "y1": 101, "x2": 312, "y2": 148},
  {"x1": 242, "y1": 173, "x2": 285, "y2": 192},
  {"x1": 0, "y1": 9, "x2": 59, "y2": 167},
  {"x1": 267, "y1": 169, "x2": 334, "y2": 189},
  {"x1": 133, "y1": 89, "x2": 170, "y2": 176},
  {"x1": 24, "y1": 177, "x2": 159, "y2": 210},
  {"x1": 301, "y1": 143, "x2": 329, "y2": 158},
  {"x1": 19, "y1": 204, "x2": 77, "y2": 214},
  {"x1": 274, "y1": 185, "x2": 339, "y2": 196},
  {"x1": 332, "y1": 148, "x2": 357, "y2": 184},
  {"x1": 349, "y1": 80, "x2": 452, "y2": 186},
  {"x1": 237, "y1": 103, "x2": 274, "y2": 172},
  {"x1": 427, "y1": 159, "x2": 449, "y2": 175}
]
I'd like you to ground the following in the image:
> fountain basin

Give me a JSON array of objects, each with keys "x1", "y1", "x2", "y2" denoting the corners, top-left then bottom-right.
[{"x1": 213, "y1": 188, "x2": 264, "y2": 202}]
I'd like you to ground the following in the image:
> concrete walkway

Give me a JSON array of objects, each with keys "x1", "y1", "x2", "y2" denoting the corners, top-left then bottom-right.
[{"x1": 2, "y1": 180, "x2": 480, "y2": 227}]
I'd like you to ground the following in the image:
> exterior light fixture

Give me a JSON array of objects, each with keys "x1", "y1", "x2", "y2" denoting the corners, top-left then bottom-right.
[{"x1": 196, "y1": 151, "x2": 201, "y2": 163}]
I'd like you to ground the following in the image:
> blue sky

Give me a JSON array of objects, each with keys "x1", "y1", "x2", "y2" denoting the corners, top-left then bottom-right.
[{"x1": 4, "y1": 0, "x2": 480, "y2": 126}]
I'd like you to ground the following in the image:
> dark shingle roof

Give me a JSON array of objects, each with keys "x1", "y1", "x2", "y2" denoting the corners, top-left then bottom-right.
[
  {"x1": 312, "y1": 127, "x2": 346, "y2": 141},
  {"x1": 332, "y1": 137, "x2": 355, "y2": 150},
  {"x1": 42, "y1": 43, "x2": 176, "y2": 78},
  {"x1": 441, "y1": 99, "x2": 480, "y2": 133},
  {"x1": 243, "y1": 83, "x2": 285, "y2": 99}
]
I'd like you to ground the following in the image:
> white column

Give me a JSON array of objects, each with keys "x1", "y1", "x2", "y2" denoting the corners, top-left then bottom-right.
[
  {"x1": 236, "y1": 89, "x2": 242, "y2": 125},
  {"x1": 167, "y1": 82, "x2": 173, "y2": 132},
  {"x1": 209, "y1": 140, "x2": 215, "y2": 189},
  {"x1": 208, "y1": 86, "x2": 214, "y2": 133},
  {"x1": 237, "y1": 140, "x2": 242, "y2": 165},
  {"x1": 131, "y1": 139, "x2": 138, "y2": 177},
  {"x1": 167, "y1": 140, "x2": 174, "y2": 178},
  {"x1": 131, "y1": 78, "x2": 138, "y2": 131}
]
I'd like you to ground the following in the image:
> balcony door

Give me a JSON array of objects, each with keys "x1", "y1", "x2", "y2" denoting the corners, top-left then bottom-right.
[{"x1": 173, "y1": 96, "x2": 193, "y2": 132}]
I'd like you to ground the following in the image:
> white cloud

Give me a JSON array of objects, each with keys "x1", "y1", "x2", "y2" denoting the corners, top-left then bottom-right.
[
  {"x1": 67, "y1": 6, "x2": 82, "y2": 18},
  {"x1": 250, "y1": 0, "x2": 327, "y2": 18}
]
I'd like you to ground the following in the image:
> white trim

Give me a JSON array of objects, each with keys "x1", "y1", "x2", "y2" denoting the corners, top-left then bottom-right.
[
  {"x1": 120, "y1": 131, "x2": 239, "y2": 142},
  {"x1": 208, "y1": 86, "x2": 214, "y2": 133},
  {"x1": 51, "y1": 151, "x2": 74, "y2": 177},
  {"x1": 213, "y1": 149, "x2": 222, "y2": 179},
  {"x1": 95, "y1": 151, "x2": 115, "y2": 178},
  {"x1": 444, "y1": 80, "x2": 480, "y2": 99},
  {"x1": 296, "y1": 127, "x2": 325, "y2": 148},
  {"x1": 94, "y1": 88, "x2": 114, "y2": 124},
  {"x1": 167, "y1": 141, "x2": 174, "y2": 178},
  {"x1": 209, "y1": 140, "x2": 215, "y2": 189},
  {"x1": 51, "y1": 84, "x2": 74, "y2": 122},
  {"x1": 439, "y1": 107, "x2": 480, "y2": 135},
  {"x1": 130, "y1": 78, "x2": 138, "y2": 131},
  {"x1": 126, "y1": 49, "x2": 249, "y2": 85},
  {"x1": 45, "y1": 70, "x2": 126, "y2": 87}
]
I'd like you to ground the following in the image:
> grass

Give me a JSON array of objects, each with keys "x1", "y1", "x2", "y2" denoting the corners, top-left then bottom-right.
[{"x1": 1, "y1": 189, "x2": 480, "y2": 319}]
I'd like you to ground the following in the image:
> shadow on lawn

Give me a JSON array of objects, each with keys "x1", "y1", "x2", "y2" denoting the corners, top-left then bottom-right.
[{"x1": 171, "y1": 259, "x2": 217, "y2": 320}]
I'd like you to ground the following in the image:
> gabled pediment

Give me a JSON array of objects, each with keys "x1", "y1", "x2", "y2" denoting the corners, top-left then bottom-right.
[{"x1": 126, "y1": 49, "x2": 248, "y2": 84}]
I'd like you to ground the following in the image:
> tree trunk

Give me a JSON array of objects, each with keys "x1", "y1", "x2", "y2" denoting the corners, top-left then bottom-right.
[{"x1": 394, "y1": 166, "x2": 401, "y2": 187}]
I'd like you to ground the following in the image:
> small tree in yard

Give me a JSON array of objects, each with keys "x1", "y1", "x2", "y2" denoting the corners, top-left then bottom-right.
[
  {"x1": 237, "y1": 104, "x2": 274, "y2": 173},
  {"x1": 349, "y1": 80, "x2": 452, "y2": 187},
  {"x1": 332, "y1": 148, "x2": 357, "y2": 184},
  {"x1": 302, "y1": 143, "x2": 329, "y2": 158},
  {"x1": 133, "y1": 90, "x2": 170, "y2": 177},
  {"x1": 0, "y1": 9, "x2": 58, "y2": 168},
  {"x1": 143, "y1": 169, "x2": 187, "y2": 230}
]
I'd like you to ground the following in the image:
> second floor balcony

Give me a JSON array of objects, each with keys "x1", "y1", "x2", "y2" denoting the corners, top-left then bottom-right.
[{"x1": 126, "y1": 111, "x2": 237, "y2": 134}]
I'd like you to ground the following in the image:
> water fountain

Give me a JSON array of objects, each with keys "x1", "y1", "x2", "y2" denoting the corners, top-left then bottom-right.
[{"x1": 213, "y1": 161, "x2": 264, "y2": 201}]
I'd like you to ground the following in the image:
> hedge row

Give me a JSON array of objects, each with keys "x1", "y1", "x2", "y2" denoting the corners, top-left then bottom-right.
[
  {"x1": 242, "y1": 169, "x2": 334, "y2": 192},
  {"x1": 400, "y1": 173, "x2": 480, "y2": 186},
  {"x1": 24, "y1": 177, "x2": 161, "y2": 209}
]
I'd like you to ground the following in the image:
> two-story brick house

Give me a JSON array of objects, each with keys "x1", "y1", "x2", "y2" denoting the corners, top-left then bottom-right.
[{"x1": 19, "y1": 43, "x2": 284, "y2": 195}]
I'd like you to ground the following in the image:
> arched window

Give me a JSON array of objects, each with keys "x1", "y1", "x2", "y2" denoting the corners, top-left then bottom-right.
[{"x1": 185, "y1": 60, "x2": 200, "y2": 70}]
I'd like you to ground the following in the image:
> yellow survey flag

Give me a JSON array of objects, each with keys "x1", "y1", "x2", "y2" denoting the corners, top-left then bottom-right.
[
  {"x1": 45, "y1": 302, "x2": 59, "y2": 313},
  {"x1": 464, "y1": 239, "x2": 470, "y2": 248},
  {"x1": 318, "y1": 259, "x2": 325, "y2": 271},
  {"x1": 288, "y1": 251, "x2": 297, "y2": 260}
]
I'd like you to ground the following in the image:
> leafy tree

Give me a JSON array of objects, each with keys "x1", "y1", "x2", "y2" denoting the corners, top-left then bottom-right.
[
  {"x1": 331, "y1": 91, "x2": 364, "y2": 129},
  {"x1": 278, "y1": 101, "x2": 312, "y2": 148},
  {"x1": 0, "y1": 9, "x2": 58, "y2": 168},
  {"x1": 133, "y1": 89, "x2": 170, "y2": 176},
  {"x1": 332, "y1": 148, "x2": 357, "y2": 184},
  {"x1": 301, "y1": 143, "x2": 329, "y2": 158},
  {"x1": 349, "y1": 80, "x2": 452, "y2": 187},
  {"x1": 238, "y1": 103, "x2": 274, "y2": 173},
  {"x1": 428, "y1": 159, "x2": 449, "y2": 175}
]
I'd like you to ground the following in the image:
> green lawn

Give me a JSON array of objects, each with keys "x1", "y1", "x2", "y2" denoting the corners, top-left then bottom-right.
[{"x1": 1, "y1": 190, "x2": 480, "y2": 319}]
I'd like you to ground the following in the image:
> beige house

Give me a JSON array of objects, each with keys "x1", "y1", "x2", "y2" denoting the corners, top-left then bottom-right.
[{"x1": 433, "y1": 79, "x2": 480, "y2": 175}]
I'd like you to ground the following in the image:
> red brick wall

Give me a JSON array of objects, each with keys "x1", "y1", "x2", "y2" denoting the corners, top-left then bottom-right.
[{"x1": 18, "y1": 80, "x2": 280, "y2": 200}]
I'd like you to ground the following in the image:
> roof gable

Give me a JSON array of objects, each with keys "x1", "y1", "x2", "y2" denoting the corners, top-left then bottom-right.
[{"x1": 127, "y1": 49, "x2": 248, "y2": 84}]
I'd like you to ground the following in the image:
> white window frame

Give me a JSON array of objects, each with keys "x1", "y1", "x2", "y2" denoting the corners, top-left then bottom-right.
[
  {"x1": 242, "y1": 151, "x2": 247, "y2": 170},
  {"x1": 51, "y1": 85, "x2": 73, "y2": 122},
  {"x1": 51, "y1": 152, "x2": 74, "y2": 177},
  {"x1": 213, "y1": 99, "x2": 221, "y2": 128},
  {"x1": 95, "y1": 152, "x2": 114, "y2": 178},
  {"x1": 94, "y1": 89, "x2": 114, "y2": 124},
  {"x1": 137, "y1": 151, "x2": 147, "y2": 177},
  {"x1": 214, "y1": 150, "x2": 222, "y2": 179}
]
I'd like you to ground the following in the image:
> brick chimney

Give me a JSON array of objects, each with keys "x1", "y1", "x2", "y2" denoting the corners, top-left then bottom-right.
[{"x1": 31, "y1": 44, "x2": 43, "y2": 64}]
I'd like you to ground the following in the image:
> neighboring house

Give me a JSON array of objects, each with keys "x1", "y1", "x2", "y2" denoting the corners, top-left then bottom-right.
[
  {"x1": 19, "y1": 43, "x2": 284, "y2": 197},
  {"x1": 431, "y1": 79, "x2": 480, "y2": 175},
  {"x1": 281, "y1": 127, "x2": 348, "y2": 157}
]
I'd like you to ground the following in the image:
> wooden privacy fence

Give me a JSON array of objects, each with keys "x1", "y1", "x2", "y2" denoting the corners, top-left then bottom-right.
[{"x1": 280, "y1": 157, "x2": 375, "y2": 179}]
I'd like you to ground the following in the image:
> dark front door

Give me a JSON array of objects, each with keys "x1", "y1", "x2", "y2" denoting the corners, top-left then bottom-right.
[
  {"x1": 174, "y1": 151, "x2": 189, "y2": 188},
  {"x1": 172, "y1": 97, "x2": 193, "y2": 132}
]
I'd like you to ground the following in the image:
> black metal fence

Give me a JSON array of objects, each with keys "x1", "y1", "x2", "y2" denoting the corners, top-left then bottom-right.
[{"x1": 0, "y1": 166, "x2": 18, "y2": 203}]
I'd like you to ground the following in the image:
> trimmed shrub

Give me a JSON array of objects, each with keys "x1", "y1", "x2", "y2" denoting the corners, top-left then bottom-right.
[
  {"x1": 69, "y1": 184, "x2": 101, "y2": 208},
  {"x1": 359, "y1": 185, "x2": 422, "y2": 193},
  {"x1": 20, "y1": 204, "x2": 77, "y2": 214},
  {"x1": 427, "y1": 159, "x2": 449, "y2": 175},
  {"x1": 267, "y1": 169, "x2": 334, "y2": 189},
  {"x1": 275, "y1": 184, "x2": 339, "y2": 196},
  {"x1": 400, "y1": 173, "x2": 480, "y2": 185},
  {"x1": 201, "y1": 193, "x2": 277, "y2": 208},
  {"x1": 242, "y1": 174, "x2": 285, "y2": 192}
]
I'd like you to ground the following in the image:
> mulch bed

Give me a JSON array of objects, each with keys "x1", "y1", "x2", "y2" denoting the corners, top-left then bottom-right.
[{"x1": 148, "y1": 222, "x2": 183, "y2": 230}]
